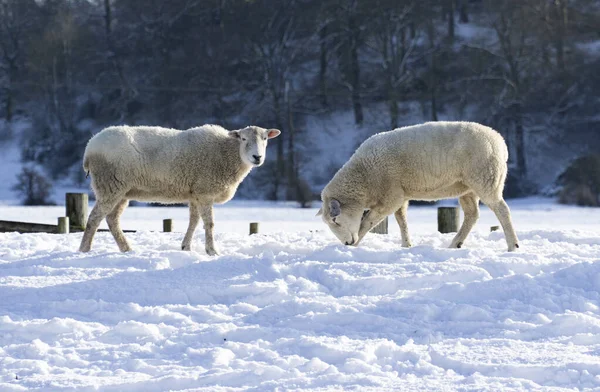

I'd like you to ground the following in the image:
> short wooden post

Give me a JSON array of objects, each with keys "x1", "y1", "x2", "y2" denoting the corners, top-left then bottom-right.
[
  {"x1": 490, "y1": 225, "x2": 500, "y2": 232},
  {"x1": 57, "y1": 217, "x2": 69, "y2": 234},
  {"x1": 370, "y1": 216, "x2": 388, "y2": 234},
  {"x1": 163, "y1": 219, "x2": 173, "y2": 232},
  {"x1": 249, "y1": 222, "x2": 259, "y2": 235},
  {"x1": 438, "y1": 207, "x2": 459, "y2": 233},
  {"x1": 66, "y1": 193, "x2": 88, "y2": 232}
]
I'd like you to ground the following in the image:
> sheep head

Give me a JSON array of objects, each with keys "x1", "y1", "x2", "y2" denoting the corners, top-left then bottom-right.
[
  {"x1": 318, "y1": 197, "x2": 363, "y2": 246},
  {"x1": 229, "y1": 126, "x2": 280, "y2": 167}
]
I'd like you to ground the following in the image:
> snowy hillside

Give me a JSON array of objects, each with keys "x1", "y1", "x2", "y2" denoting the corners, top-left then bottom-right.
[
  {"x1": 0, "y1": 140, "x2": 89, "y2": 207},
  {"x1": 0, "y1": 141, "x2": 25, "y2": 205},
  {"x1": 1, "y1": 201, "x2": 600, "y2": 390}
]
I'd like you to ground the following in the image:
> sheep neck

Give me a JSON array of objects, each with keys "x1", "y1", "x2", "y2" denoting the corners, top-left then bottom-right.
[
  {"x1": 220, "y1": 138, "x2": 253, "y2": 182},
  {"x1": 327, "y1": 158, "x2": 369, "y2": 208}
]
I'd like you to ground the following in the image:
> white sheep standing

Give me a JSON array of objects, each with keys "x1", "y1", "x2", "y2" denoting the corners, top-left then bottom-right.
[
  {"x1": 318, "y1": 121, "x2": 519, "y2": 251},
  {"x1": 79, "y1": 124, "x2": 280, "y2": 255}
]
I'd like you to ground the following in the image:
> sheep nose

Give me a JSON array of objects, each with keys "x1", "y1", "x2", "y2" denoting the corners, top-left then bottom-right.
[{"x1": 252, "y1": 155, "x2": 262, "y2": 161}]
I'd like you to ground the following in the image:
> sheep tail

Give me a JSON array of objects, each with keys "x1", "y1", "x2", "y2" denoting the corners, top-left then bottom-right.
[{"x1": 83, "y1": 154, "x2": 90, "y2": 178}]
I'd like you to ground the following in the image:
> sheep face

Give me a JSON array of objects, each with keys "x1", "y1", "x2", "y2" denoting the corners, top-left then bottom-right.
[
  {"x1": 230, "y1": 126, "x2": 280, "y2": 167},
  {"x1": 318, "y1": 198, "x2": 362, "y2": 246}
]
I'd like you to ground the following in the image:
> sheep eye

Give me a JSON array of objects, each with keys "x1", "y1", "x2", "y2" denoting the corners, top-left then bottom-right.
[
  {"x1": 242, "y1": 137, "x2": 247, "y2": 141},
  {"x1": 263, "y1": 137, "x2": 267, "y2": 141}
]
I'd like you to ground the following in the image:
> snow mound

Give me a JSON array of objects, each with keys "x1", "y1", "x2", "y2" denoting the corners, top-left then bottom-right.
[{"x1": 1, "y1": 222, "x2": 600, "y2": 390}]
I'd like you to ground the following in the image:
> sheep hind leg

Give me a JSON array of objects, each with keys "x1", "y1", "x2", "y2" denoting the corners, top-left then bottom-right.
[
  {"x1": 106, "y1": 198, "x2": 131, "y2": 252},
  {"x1": 79, "y1": 197, "x2": 122, "y2": 252},
  {"x1": 449, "y1": 193, "x2": 480, "y2": 249},
  {"x1": 393, "y1": 200, "x2": 412, "y2": 247},
  {"x1": 484, "y1": 198, "x2": 519, "y2": 252},
  {"x1": 181, "y1": 201, "x2": 200, "y2": 251}
]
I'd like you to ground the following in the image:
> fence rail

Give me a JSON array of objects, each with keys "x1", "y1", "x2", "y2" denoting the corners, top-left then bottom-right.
[{"x1": 1, "y1": 195, "x2": 492, "y2": 237}]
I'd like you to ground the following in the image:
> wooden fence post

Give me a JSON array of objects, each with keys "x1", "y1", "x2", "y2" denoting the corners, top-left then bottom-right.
[
  {"x1": 57, "y1": 217, "x2": 69, "y2": 234},
  {"x1": 163, "y1": 219, "x2": 173, "y2": 232},
  {"x1": 438, "y1": 207, "x2": 459, "y2": 233},
  {"x1": 370, "y1": 216, "x2": 388, "y2": 234},
  {"x1": 66, "y1": 193, "x2": 88, "y2": 232},
  {"x1": 249, "y1": 222, "x2": 259, "y2": 235}
]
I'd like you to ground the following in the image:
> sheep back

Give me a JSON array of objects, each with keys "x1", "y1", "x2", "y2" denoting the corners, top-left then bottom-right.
[{"x1": 325, "y1": 121, "x2": 509, "y2": 205}]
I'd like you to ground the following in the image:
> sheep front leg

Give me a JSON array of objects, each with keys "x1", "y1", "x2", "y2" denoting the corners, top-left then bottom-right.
[
  {"x1": 182, "y1": 201, "x2": 200, "y2": 251},
  {"x1": 356, "y1": 206, "x2": 397, "y2": 246},
  {"x1": 199, "y1": 204, "x2": 218, "y2": 256}
]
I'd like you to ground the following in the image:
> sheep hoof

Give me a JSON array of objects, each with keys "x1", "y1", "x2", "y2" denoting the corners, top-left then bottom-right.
[
  {"x1": 449, "y1": 241, "x2": 462, "y2": 249},
  {"x1": 402, "y1": 242, "x2": 412, "y2": 248},
  {"x1": 507, "y1": 243, "x2": 519, "y2": 252},
  {"x1": 181, "y1": 244, "x2": 191, "y2": 251},
  {"x1": 206, "y1": 248, "x2": 219, "y2": 256}
]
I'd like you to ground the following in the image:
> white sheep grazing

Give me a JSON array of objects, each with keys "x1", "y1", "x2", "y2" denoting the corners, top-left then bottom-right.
[
  {"x1": 318, "y1": 121, "x2": 519, "y2": 252},
  {"x1": 79, "y1": 124, "x2": 280, "y2": 255}
]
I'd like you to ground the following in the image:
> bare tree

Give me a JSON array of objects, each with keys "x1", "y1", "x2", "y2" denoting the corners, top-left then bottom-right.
[
  {"x1": 241, "y1": 0, "x2": 312, "y2": 199},
  {"x1": 457, "y1": 0, "x2": 469, "y2": 23},
  {"x1": 99, "y1": 0, "x2": 137, "y2": 122},
  {"x1": 0, "y1": 0, "x2": 37, "y2": 121},
  {"x1": 12, "y1": 166, "x2": 54, "y2": 205},
  {"x1": 485, "y1": 0, "x2": 543, "y2": 178},
  {"x1": 367, "y1": 1, "x2": 420, "y2": 128},
  {"x1": 328, "y1": 0, "x2": 365, "y2": 125}
]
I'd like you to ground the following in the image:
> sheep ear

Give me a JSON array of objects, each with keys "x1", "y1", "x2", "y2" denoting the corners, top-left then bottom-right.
[
  {"x1": 329, "y1": 199, "x2": 341, "y2": 218},
  {"x1": 267, "y1": 129, "x2": 281, "y2": 139},
  {"x1": 316, "y1": 207, "x2": 323, "y2": 217},
  {"x1": 229, "y1": 130, "x2": 241, "y2": 139},
  {"x1": 362, "y1": 209, "x2": 370, "y2": 221}
]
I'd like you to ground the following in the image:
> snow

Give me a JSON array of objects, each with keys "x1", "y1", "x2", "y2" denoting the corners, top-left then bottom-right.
[{"x1": 1, "y1": 199, "x2": 600, "y2": 391}]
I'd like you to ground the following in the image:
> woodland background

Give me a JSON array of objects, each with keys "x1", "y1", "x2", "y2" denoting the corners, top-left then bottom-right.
[{"x1": 0, "y1": 0, "x2": 599, "y2": 205}]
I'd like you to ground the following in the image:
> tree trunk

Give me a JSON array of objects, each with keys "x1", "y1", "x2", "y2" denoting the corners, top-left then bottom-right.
[
  {"x1": 409, "y1": 22, "x2": 416, "y2": 38},
  {"x1": 271, "y1": 88, "x2": 285, "y2": 200},
  {"x1": 555, "y1": 37, "x2": 565, "y2": 73},
  {"x1": 160, "y1": 53, "x2": 174, "y2": 127},
  {"x1": 427, "y1": 21, "x2": 438, "y2": 121},
  {"x1": 447, "y1": 0, "x2": 455, "y2": 41},
  {"x1": 105, "y1": 0, "x2": 135, "y2": 122},
  {"x1": 513, "y1": 103, "x2": 527, "y2": 178},
  {"x1": 389, "y1": 89, "x2": 399, "y2": 129},
  {"x1": 285, "y1": 81, "x2": 297, "y2": 201},
  {"x1": 458, "y1": 0, "x2": 469, "y2": 23},
  {"x1": 319, "y1": 25, "x2": 328, "y2": 107},
  {"x1": 348, "y1": 14, "x2": 363, "y2": 125},
  {"x1": 4, "y1": 85, "x2": 13, "y2": 122},
  {"x1": 104, "y1": 0, "x2": 112, "y2": 38},
  {"x1": 554, "y1": 0, "x2": 567, "y2": 73},
  {"x1": 430, "y1": 86, "x2": 438, "y2": 121}
]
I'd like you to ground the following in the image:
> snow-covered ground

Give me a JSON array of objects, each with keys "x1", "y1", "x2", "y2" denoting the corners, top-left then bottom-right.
[{"x1": 1, "y1": 199, "x2": 600, "y2": 391}]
